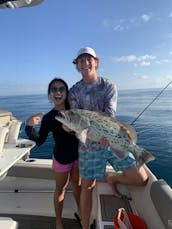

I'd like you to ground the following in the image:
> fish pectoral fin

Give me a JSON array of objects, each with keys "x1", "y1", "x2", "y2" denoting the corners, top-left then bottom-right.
[
  {"x1": 76, "y1": 129, "x2": 88, "y2": 143},
  {"x1": 111, "y1": 147, "x2": 128, "y2": 159},
  {"x1": 117, "y1": 121, "x2": 137, "y2": 143}
]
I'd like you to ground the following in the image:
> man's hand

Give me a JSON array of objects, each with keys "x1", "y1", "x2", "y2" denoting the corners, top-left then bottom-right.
[{"x1": 98, "y1": 137, "x2": 110, "y2": 146}]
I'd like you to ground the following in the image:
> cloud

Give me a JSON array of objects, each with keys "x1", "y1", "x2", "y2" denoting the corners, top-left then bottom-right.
[
  {"x1": 132, "y1": 73, "x2": 172, "y2": 89},
  {"x1": 140, "y1": 75, "x2": 149, "y2": 79},
  {"x1": 141, "y1": 14, "x2": 152, "y2": 22},
  {"x1": 112, "y1": 54, "x2": 156, "y2": 67},
  {"x1": 133, "y1": 73, "x2": 149, "y2": 79},
  {"x1": 102, "y1": 18, "x2": 110, "y2": 28},
  {"x1": 113, "y1": 24, "x2": 124, "y2": 31},
  {"x1": 112, "y1": 54, "x2": 172, "y2": 67},
  {"x1": 161, "y1": 58, "x2": 172, "y2": 63},
  {"x1": 112, "y1": 55, "x2": 137, "y2": 62},
  {"x1": 102, "y1": 13, "x2": 152, "y2": 32},
  {"x1": 138, "y1": 54, "x2": 156, "y2": 61},
  {"x1": 139, "y1": 61, "x2": 151, "y2": 66}
]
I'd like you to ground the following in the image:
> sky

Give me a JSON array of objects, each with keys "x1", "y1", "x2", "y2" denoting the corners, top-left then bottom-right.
[{"x1": 0, "y1": 0, "x2": 172, "y2": 96}]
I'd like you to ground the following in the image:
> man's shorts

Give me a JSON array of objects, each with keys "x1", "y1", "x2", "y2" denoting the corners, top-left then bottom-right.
[
  {"x1": 52, "y1": 156, "x2": 78, "y2": 173},
  {"x1": 79, "y1": 148, "x2": 136, "y2": 179}
]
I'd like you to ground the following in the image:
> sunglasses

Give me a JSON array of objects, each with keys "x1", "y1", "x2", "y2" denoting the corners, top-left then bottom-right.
[{"x1": 50, "y1": 86, "x2": 66, "y2": 93}]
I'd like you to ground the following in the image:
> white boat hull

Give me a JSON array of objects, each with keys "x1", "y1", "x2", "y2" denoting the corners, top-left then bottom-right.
[{"x1": 0, "y1": 158, "x2": 171, "y2": 229}]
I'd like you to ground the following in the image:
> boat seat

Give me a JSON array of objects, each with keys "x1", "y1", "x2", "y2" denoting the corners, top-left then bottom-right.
[
  {"x1": 0, "y1": 217, "x2": 18, "y2": 229},
  {"x1": 150, "y1": 179, "x2": 172, "y2": 229},
  {"x1": 0, "y1": 110, "x2": 12, "y2": 126},
  {"x1": 7, "y1": 159, "x2": 55, "y2": 180}
]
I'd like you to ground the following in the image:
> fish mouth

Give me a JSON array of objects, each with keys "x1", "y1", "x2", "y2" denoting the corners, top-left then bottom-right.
[{"x1": 59, "y1": 111, "x2": 71, "y2": 122}]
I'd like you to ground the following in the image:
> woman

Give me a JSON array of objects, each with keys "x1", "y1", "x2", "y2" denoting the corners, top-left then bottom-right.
[{"x1": 25, "y1": 78, "x2": 81, "y2": 229}]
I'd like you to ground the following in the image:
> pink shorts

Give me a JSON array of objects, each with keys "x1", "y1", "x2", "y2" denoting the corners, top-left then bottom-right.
[{"x1": 52, "y1": 157, "x2": 78, "y2": 172}]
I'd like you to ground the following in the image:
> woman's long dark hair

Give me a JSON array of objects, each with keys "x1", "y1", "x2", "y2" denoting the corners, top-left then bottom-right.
[{"x1": 48, "y1": 78, "x2": 70, "y2": 109}]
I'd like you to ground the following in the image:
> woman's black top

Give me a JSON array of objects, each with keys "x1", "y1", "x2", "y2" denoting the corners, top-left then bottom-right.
[{"x1": 25, "y1": 109, "x2": 79, "y2": 164}]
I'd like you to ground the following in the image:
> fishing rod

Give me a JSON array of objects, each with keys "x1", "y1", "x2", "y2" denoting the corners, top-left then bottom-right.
[{"x1": 130, "y1": 80, "x2": 172, "y2": 126}]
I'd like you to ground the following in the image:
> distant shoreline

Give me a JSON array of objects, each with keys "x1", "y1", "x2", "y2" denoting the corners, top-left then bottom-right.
[{"x1": 0, "y1": 87, "x2": 172, "y2": 97}]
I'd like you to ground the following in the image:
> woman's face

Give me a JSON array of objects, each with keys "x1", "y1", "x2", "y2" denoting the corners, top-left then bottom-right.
[{"x1": 49, "y1": 81, "x2": 67, "y2": 109}]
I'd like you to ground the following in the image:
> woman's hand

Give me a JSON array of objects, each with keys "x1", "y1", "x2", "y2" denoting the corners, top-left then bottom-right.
[
  {"x1": 26, "y1": 112, "x2": 44, "y2": 126},
  {"x1": 62, "y1": 124, "x2": 72, "y2": 132}
]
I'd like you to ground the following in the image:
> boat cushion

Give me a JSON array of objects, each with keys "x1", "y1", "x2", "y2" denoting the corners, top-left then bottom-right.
[
  {"x1": 150, "y1": 179, "x2": 172, "y2": 229},
  {"x1": 7, "y1": 160, "x2": 55, "y2": 180},
  {"x1": 0, "y1": 217, "x2": 18, "y2": 229},
  {"x1": 0, "y1": 110, "x2": 12, "y2": 126}
]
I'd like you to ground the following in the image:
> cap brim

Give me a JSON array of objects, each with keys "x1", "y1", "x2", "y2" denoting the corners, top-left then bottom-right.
[
  {"x1": 73, "y1": 59, "x2": 77, "y2": 64},
  {"x1": 73, "y1": 54, "x2": 98, "y2": 64}
]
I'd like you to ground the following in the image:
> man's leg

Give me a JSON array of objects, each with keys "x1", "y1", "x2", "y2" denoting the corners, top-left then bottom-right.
[
  {"x1": 106, "y1": 151, "x2": 148, "y2": 197},
  {"x1": 78, "y1": 149, "x2": 107, "y2": 228},
  {"x1": 80, "y1": 179, "x2": 96, "y2": 229},
  {"x1": 106, "y1": 166, "x2": 148, "y2": 196}
]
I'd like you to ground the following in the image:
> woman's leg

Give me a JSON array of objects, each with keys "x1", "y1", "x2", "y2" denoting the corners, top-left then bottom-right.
[
  {"x1": 54, "y1": 171, "x2": 69, "y2": 229},
  {"x1": 80, "y1": 179, "x2": 96, "y2": 229},
  {"x1": 70, "y1": 165, "x2": 81, "y2": 216}
]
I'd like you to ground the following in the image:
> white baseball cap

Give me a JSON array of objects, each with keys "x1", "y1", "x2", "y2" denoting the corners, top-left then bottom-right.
[{"x1": 73, "y1": 47, "x2": 97, "y2": 64}]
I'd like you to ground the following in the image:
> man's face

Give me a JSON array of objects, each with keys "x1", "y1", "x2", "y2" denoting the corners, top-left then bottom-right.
[{"x1": 76, "y1": 54, "x2": 98, "y2": 78}]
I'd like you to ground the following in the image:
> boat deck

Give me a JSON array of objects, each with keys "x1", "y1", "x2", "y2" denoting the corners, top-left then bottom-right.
[
  {"x1": 96, "y1": 182, "x2": 135, "y2": 229},
  {"x1": 0, "y1": 214, "x2": 81, "y2": 229},
  {"x1": 1, "y1": 160, "x2": 171, "y2": 229}
]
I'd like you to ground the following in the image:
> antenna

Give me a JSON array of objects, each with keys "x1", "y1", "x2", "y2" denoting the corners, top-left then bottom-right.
[{"x1": 130, "y1": 81, "x2": 172, "y2": 126}]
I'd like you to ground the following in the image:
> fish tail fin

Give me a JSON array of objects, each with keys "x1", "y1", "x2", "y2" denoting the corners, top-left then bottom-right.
[{"x1": 137, "y1": 149, "x2": 155, "y2": 167}]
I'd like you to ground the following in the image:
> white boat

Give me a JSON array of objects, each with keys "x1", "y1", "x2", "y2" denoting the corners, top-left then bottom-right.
[{"x1": 0, "y1": 110, "x2": 172, "y2": 229}]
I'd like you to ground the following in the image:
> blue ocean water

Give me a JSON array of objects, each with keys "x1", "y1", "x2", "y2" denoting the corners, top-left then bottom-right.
[{"x1": 0, "y1": 88, "x2": 172, "y2": 187}]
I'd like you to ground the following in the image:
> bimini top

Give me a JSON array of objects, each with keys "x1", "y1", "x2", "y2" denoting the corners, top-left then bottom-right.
[{"x1": 0, "y1": 0, "x2": 44, "y2": 9}]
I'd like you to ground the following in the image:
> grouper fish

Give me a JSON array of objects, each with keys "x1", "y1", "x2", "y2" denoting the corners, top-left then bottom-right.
[{"x1": 55, "y1": 109, "x2": 155, "y2": 166}]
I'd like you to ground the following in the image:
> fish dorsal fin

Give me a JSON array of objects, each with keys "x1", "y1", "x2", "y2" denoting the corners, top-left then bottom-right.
[
  {"x1": 76, "y1": 129, "x2": 88, "y2": 144},
  {"x1": 117, "y1": 121, "x2": 137, "y2": 143}
]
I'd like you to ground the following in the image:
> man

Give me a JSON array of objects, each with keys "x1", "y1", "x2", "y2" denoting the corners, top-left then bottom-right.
[{"x1": 69, "y1": 47, "x2": 148, "y2": 229}]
